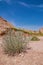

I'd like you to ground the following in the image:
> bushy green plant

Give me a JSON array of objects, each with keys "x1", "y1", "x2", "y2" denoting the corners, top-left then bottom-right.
[
  {"x1": 31, "y1": 36, "x2": 40, "y2": 41},
  {"x1": 3, "y1": 29, "x2": 29, "y2": 55}
]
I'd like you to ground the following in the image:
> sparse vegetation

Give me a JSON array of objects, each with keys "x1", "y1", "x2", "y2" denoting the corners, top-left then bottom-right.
[
  {"x1": 31, "y1": 36, "x2": 40, "y2": 41},
  {"x1": 3, "y1": 29, "x2": 29, "y2": 56}
]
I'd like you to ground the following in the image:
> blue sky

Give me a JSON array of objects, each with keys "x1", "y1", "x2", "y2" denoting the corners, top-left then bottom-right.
[{"x1": 0, "y1": 0, "x2": 43, "y2": 30}]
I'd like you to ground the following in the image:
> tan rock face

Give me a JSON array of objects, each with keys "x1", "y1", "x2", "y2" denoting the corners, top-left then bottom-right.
[
  {"x1": 0, "y1": 17, "x2": 14, "y2": 34},
  {"x1": 39, "y1": 28, "x2": 43, "y2": 33}
]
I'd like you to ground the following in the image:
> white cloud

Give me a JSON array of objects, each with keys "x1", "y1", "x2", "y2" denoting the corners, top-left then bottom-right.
[
  {"x1": 37, "y1": 5, "x2": 43, "y2": 8},
  {"x1": 18, "y1": 1, "x2": 43, "y2": 8},
  {"x1": 16, "y1": 25, "x2": 43, "y2": 31},
  {"x1": 0, "y1": 0, "x2": 2, "y2": 1},
  {"x1": 18, "y1": 1, "x2": 30, "y2": 8},
  {"x1": 4, "y1": 0, "x2": 11, "y2": 3},
  {"x1": 0, "y1": 0, "x2": 11, "y2": 4}
]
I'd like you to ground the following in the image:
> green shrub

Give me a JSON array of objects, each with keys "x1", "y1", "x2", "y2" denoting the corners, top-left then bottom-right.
[
  {"x1": 31, "y1": 36, "x2": 40, "y2": 41},
  {"x1": 3, "y1": 29, "x2": 29, "y2": 56}
]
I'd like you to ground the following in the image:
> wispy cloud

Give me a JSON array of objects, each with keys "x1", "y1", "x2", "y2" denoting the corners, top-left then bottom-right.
[
  {"x1": 0, "y1": 0, "x2": 11, "y2": 4},
  {"x1": 16, "y1": 25, "x2": 43, "y2": 31},
  {"x1": 4, "y1": 0, "x2": 11, "y2": 4},
  {"x1": 0, "y1": 0, "x2": 2, "y2": 1},
  {"x1": 34, "y1": 4, "x2": 43, "y2": 8},
  {"x1": 18, "y1": 1, "x2": 43, "y2": 8},
  {"x1": 18, "y1": 1, "x2": 30, "y2": 8}
]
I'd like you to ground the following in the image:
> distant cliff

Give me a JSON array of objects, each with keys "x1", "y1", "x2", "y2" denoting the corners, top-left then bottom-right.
[{"x1": 39, "y1": 28, "x2": 43, "y2": 33}]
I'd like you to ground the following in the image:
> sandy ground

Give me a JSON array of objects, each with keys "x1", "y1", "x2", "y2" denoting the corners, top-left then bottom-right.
[
  {"x1": 0, "y1": 36, "x2": 43, "y2": 65},
  {"x1": 29, "y1": 37, "x2": 43, "y2": 52}
]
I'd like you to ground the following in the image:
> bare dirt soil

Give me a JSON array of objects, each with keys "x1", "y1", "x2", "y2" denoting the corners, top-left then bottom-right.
[{"x1": 0, "y1": 36, "x2": 43, "y2": 65}]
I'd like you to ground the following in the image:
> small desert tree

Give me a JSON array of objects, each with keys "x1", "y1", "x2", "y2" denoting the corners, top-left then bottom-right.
[{"x1": 3, "y1": 28, "x2": 29, "y2": 55}]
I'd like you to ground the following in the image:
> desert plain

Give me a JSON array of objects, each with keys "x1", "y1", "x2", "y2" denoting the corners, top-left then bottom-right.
[{"x1": 0, "y1": 36, "x2": 43, "y2": 65}]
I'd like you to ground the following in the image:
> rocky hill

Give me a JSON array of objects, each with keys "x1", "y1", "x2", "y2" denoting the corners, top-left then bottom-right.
[
  {"x1": 0, "y1": 17, "x2": 31, "y2": 35},
  {"x1": 0, "y1": 17, "x2": 14, "y2": 35},
  {"x1": 39, "y1": 28, "x2": 43, "y2": 33},
  {"x1": 0, "y1": 17, "x2": 43, "y2": 36}
]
